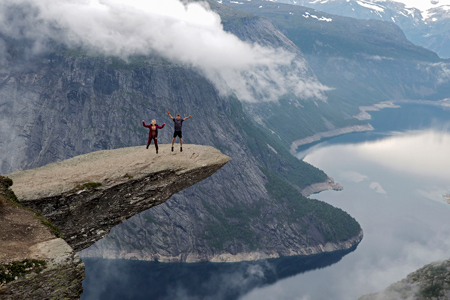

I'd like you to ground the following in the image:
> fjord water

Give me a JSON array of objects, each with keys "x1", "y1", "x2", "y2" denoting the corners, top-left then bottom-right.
[
  {"x1": 82, "y1": 248, "x2": 355, "y2": 300},
  {"x1": 242, "y1": 103, "x2": 450, "y2": 300},
  {"x1": 82, "y1": 103, "x2": 450, "y2": 300}
]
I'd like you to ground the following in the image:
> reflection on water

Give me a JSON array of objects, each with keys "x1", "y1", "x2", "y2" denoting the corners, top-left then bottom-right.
[
  {"x1": 302, "y1": 129, "x2": 450, "y2": 189},
  {"x1": 241, "y1": 104, "x2": 450, "y2": 300},
  {"x1": 82, "y1": 246, "x2": 357, "y2": 300}
]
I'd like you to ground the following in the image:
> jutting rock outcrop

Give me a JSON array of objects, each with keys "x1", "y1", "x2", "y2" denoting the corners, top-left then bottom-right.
[
  {"x1": 9, "y1": 144, "x2": 230, "y2": 252},
  {"x1": 0, "y1": 144, "x2": 230, "y2": 299}
]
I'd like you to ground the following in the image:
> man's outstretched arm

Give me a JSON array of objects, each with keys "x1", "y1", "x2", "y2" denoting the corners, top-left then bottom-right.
[
  {"x1": 167, "y1": 110, "x2": 174, "y2": 120},
  {"x1": 142, "y1": 120, "x2": 151, "y2": 128},
  {"x1": 183, "y1": 115, "x2": 192, "y2": 121}
]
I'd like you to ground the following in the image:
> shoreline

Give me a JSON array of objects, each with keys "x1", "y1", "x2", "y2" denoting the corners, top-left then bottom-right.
[
  {"x1": 394, "y1": 98, "x2": 450, "y2": 107},
  {"x1": 300, "y1": 176, "x2": 343, "y2": 197},
  {"x1": 290, "y1": 98, "x2": 450, "y2": 155},
  {"x1": 290, "y1": 124, "x2": 374, "y2": 155},
  {"x1": 353, "y1": 101, "x2": 400, "y2": 120},
  {"x1": 80, "y1": 230, "x2": 363, "y2": 263}
]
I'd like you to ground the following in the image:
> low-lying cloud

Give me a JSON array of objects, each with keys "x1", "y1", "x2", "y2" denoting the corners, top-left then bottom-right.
[
  {"x1": 0, "y1": 0, "x2": 329, "y2": 102},
  {"x1": 340, "y1": 170, "x2": 369, "y2": 183},
  {"x1": 420, "y1": 61, "x2": 450, "y2": 85},
  {"x1": 369, "y1": 181, "x2": 387, "y2": 194}
]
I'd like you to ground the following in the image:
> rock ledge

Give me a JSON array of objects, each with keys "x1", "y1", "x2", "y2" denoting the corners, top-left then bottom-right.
[{"x1": 9, "y1": 144, "x2": 230, "y2": 252}]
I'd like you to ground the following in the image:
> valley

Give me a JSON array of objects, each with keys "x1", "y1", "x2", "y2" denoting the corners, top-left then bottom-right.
[{"x1": 1, "y1": 0, "x2": 449, "y2": 298}]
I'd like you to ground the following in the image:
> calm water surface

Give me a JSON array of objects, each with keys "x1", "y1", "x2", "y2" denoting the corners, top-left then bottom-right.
[
  {"x1": 243, "y1": 103, "x2": 450, "y2": 300},
  {"x1": 83, "y1": 103, "x2": 450, "y2": 300}
]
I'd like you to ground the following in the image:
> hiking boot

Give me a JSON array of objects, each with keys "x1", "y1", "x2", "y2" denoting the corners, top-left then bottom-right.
[
  {"x1": 171, "y1": 147, "x2": 174, "y2": 152},
  {"x1": 180, "y1": 147, "x2": 183, "y2": 152}
]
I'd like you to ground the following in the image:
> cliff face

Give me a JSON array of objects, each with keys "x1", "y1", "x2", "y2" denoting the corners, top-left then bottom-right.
[
  {"x1": 79, "y1": 99, "x2": 362, "y2": 263},
  {"x1": 1, "y1": 145, "x2": 229, "y2": 299},
  {"x1": 1, "y1": 240, "x2": 84, "y2": 300},
  {"x1": 359, "y1": 259, "x2": 450, "y2": 300},
  {"x1": 0, "y1": 1, "x2": 363, "y2": 265},
  {"x1": 0, "y1": 176, "x2": 84, "y2": 300}
]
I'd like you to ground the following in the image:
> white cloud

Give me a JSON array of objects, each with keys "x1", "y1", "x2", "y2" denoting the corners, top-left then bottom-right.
[
  {"x1": 363, "y1": 55, "x2": 394, "y2": 61},
  {"x1": 0, "y1": 0, "x2": 329, "y2": 103},
  {"x1": 369, "y1": 181, "x2": 386, "y2": 194},
  {"x1": 420, "y1": 62, "x2": 450, "y2": 84},
  {"x1": 416, "y1": 186, "x2": 450, "y2": 203},
  {"x1": 340, "y1": 170, "x2": 368, "y2": 183}
]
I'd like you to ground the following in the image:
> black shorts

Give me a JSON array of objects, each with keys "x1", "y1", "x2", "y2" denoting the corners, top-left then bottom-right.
[{"x1": 173, "y1": 131, "x2": 182, "y2": 138}]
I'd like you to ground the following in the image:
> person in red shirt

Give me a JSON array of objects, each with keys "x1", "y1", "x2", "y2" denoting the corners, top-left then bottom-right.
[{"x1": 142, "y1": 119, "x2": 165, "y2": 154}]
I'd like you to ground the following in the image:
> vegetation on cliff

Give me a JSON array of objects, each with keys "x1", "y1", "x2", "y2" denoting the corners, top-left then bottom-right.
[
  {"x1": 0, "y1": 176, "x2": 61, "y2": 238},
  {"x1": 360, "y1": 259, "x2": 450, "y2": 300},
  {"x1": 0, "y1": 174, "x2": 85, "y2": 299},
  {"x1": 0, "y1": 260, "x2": 46, "y2": 285},
  {"x1": 0, "y1": 176, "x2": 17, "y2": 205},
  {"x1": 200, "y1": 98, "x2": 361, "y2": 251},
  {"x1": 0, "y1": 183, "x2": 47, "y2": 288}
]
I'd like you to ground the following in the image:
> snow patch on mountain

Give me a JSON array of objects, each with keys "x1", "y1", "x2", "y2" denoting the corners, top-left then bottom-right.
[
  {"x1": 303, "y1": 11, "x2": 333, "y2": 21},
  {"x1": 297, "y1": 0, "x2": 450, "y2": 17},
  {"x1": 356, "y1": 1, "x2": 385, "y2": 12}
]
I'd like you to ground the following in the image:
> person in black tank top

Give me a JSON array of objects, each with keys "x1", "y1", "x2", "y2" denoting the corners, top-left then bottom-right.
[{"x1": 167, "y1": 110, "x2": 191, "y2": 152}]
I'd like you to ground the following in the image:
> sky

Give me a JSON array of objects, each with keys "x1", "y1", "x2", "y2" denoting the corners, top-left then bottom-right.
[{"x1": 0, "y1": 0, "x2": 329, "y2": 103}]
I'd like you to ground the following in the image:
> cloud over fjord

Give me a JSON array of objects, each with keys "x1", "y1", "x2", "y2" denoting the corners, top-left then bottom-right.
[{"x1": 0, "y1": 0, "x2": 329, "y2": 102}]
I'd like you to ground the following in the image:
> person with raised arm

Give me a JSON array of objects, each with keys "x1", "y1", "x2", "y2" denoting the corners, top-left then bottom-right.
[
  {"x1": 142, "y1": 119, "x2": 165, "y2": 154},
  {"x1": 167, "y1": 110, "x2": 191, "y2": 152}
]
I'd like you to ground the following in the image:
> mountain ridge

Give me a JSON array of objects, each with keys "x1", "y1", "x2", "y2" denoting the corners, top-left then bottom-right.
[{"x1": 272, "y1": 0, "x2": 450, "y2": 58}]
